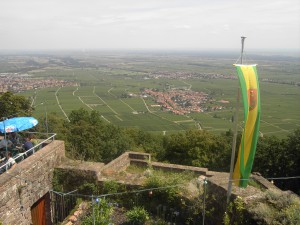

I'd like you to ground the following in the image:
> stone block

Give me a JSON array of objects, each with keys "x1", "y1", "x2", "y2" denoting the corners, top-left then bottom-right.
[
  {"x1": 69, "y1": 215, "x2": 77, "y2": 222},
  {"x1": 73, "y1": 210, "x2": 81, "y2": 217}
]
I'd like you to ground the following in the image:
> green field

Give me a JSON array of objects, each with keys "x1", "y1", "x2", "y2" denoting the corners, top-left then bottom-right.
[{"x1": 12, "y1": 52, "x2": 299, "y2": 137}]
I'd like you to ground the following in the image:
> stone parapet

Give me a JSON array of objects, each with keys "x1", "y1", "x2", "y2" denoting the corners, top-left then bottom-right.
[
  {"x1": 101, "y1": 152, "x2": 130, "y2": 175},
  {"x1": 151, "y1": 161, "x2": 208, "y2": 175}
]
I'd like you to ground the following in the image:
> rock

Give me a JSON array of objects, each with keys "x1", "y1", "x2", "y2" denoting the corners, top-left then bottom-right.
[
  {"x1": 79, "y1": 202, "x2": 89, "y2": 210},
  {"x1": 73, "y1": 210, "x2": 81, "y2": 217},
  {"x1": 69, "y1": 215, "x2": 77, "y2": 222},
  {"x1": 143, "y1": 169, "x2": 153, "y2": 177}
]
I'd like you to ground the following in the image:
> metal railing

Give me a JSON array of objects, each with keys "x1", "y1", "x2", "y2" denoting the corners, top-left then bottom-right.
[
  {"x1": 0, "y1": 132, "x2": 56, "y2": 174},
  {"x1": 50, "y1": 190, "x2": 78, "y2": 224}
]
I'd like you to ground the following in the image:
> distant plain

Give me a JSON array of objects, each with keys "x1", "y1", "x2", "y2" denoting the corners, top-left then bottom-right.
[{"x1": 2, "y1": 51, "x2": 298, "y2": 137}]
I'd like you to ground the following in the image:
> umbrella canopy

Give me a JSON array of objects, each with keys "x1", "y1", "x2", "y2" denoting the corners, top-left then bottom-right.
[{"x1": 0, "y1": 117, "x2": 38, "y2": 133}]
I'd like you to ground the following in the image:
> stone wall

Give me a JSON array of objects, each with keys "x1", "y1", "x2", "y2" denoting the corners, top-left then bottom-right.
[
  {"x1": 0, "y1": 140, "x2": 65, "y2": 225},
  {"x1": 101, "y1": 151, "x2": 208, "y2": 176},
  {"x1": 101, "y1": 152, "x2": 131, "y2": 175}
]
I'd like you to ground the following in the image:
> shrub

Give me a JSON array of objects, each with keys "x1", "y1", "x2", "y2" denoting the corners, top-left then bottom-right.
[
  {"x1": 223, "y1": 196, "x2": 251, "y2": 225},
  {"x1": 79, "y1": 182, "x2": 100, "y2": 195},
  {"x1": 102, "y1": 180, "x2": 120, "y2": 194},
  {"x1": 285, "y1": 204, "x2": 300, "y2": 225},
  {"x1": 81, "y1": 198, "x2": 114, "y2": 225},
  {"x1": 126, "y1": 206, "x2": 150, "y2": 225},
  {"x1": 144, "y1": 170, "x2": 193, "y2": 207},
  {"x1": 249, "y1": 190, "x2": 300, "y2": 224}
]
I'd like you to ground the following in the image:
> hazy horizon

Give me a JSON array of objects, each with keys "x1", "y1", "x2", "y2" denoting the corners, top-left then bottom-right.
[
  {"x1": 1, "y1": 0, "x2": 299, "y2": 52},
  {"x1": 0, "y1": 48, "x2": 299, "y2": 59}
]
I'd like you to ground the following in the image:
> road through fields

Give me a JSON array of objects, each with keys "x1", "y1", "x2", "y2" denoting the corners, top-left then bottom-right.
[{"x1": 55, "y1": 87, "x2": 70, "y2": 122}]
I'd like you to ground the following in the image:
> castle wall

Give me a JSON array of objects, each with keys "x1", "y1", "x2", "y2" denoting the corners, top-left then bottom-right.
[{"x1": 0, "y1": 140, "x2": 65, "y2": 225}]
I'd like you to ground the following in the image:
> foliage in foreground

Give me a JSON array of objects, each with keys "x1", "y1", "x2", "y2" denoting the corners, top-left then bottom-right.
[
  {"x1": 142, "y1": 170, "x2": 208, "y2": 224},
  {"x1": 126, "y1": 206, "x2": 150, "y2": 225},
  {"x1": 0, "y1": 91, "x2": 32, "y2": 118},
  {"x1": 81, "y1": 198, "x2": 114, "y2": 225},
  {"x1": 223, "y1": 197, "x2": 251, "y2": 225},
  {"x1": 144, "y1": 170, "x2": 194, "y2": 207},
  {"x1": 249, "y1": 190, "x2": 300, "y2": 225}
]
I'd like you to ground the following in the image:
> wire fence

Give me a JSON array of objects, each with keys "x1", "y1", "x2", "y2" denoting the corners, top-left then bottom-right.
[
  {"x1": 48, "y1": 175, "x2": 299, "y2": 225},
  {"x1": 50, "y1": 190, "x2": 78, "y2": 224}
]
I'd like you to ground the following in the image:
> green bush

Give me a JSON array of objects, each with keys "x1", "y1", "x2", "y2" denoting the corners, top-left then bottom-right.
[
  {"x1": 82, "y1": 198, "x2": 114, "y2": 225},
  {"x1": 79, "y1": 182, "x2": 100, "y2": 195},
  {"x1": 126, "y1": 206, "x2": 150, "y2": 225},
  {"x1": 285, "y1": 204, "x2": 300, "y2": 225},
  {"x1": 144, "y1": 170, "x2": 193, "y2": 206},
  {"x1": 102, "y1": 180, "x2": 120, "y2": 194},
  {"x1": 223, "y1": 196, "x2": 250, "y2": 225}
]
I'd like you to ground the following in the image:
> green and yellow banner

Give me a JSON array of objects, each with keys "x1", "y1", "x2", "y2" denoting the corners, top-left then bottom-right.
[{"x1": 233, "y1": 64, "x2": 261, "y2": 187}]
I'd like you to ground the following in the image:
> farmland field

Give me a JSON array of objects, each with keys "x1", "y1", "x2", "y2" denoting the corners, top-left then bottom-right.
[{"x1": 2, "y1": 50, "x2": 298, "y2": 137}]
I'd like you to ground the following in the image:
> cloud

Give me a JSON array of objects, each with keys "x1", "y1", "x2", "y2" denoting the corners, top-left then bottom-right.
[
  {"x1": 0, "y1": 0, "x2": 299, "y2": 50},
  {"x1": 173, "y1": 25, "x2": 192, "y2": 29},
  {"x1": 223, "y1": 24, "x2": 230, "y2": 31}
]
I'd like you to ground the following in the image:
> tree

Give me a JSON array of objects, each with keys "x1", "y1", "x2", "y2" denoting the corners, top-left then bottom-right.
[
  {"x1": 124, "y1": 128, "x2": 165, "y2": 160},
  {"x1": 63, "y1": 108, "x2": 131, "y2": 163},
  {"x1": 0, "y1": 92, "x2": 32, "y2": 118},
  {"x1": 163, "y1": 132, "x2": 189, "y2": 165},
  {"x1": 254, "y1": 129, "x2": 300, "y2": 194},
  {"x1": 163, "y1": 129, "x2": 231, "y2": 169},
  {"x1": 35, "y1": 112, "x2": 67, "y2": 139},
  {"x1": 285, "y1": 129, "x2": 300, "y2": 193}
]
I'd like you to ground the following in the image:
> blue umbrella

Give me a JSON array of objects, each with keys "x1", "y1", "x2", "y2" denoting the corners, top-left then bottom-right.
[
  {"x1": 0, "y1": 117, "x2": 38, "y2": 133},
  {"x1": 0, "y1": 117, "x2": 38, "y2": 153}
]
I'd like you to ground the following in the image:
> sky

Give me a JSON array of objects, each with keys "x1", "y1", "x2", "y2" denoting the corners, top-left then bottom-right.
[{"x1": 0, "y1": 0, "x2": 299, "y2": 51}]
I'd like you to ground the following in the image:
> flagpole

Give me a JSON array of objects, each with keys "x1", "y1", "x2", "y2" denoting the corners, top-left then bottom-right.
[
  {"x1": 227, "y1": 36, "x2": 246, "y2": 203},
  {"x1": 240, "y1": 36, "x2": 246, "y2": 64}
]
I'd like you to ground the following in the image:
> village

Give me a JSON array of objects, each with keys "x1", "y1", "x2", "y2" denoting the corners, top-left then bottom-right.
[
  {"x1": 144, "y1": 71, "x2": 236, "y2": 80},
  {"x1": 142, "y1": 88, "x2": 226, "y2": 115},
  {"x1": 0, "y1": 73, "x2": 77, "y2": 93}
]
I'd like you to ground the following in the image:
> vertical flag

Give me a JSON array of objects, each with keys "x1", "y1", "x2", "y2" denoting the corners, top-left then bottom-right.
[{"x1": 233, "y1": 64, "x2": 261, "y2": 187}]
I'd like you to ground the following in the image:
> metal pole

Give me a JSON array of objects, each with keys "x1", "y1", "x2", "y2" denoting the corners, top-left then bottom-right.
[
  {"x1": 202, "y1": 179, "x2": 207, "y2": 225},
  {"x1": 42, "y1": 101, "x2": 49, "y2": 137},
  {"x1": 241, "y1": 36, "x2": 246, "y2": 64},
  {"x1": 227, "y1": 88, "x2": 240, "y2": 203},
  {"x1": 45, "y1": 104, "x2": 49, "y2": 137},
  {"x1": 92, "y1": 196, "x2": 95, "y2": 225},
  {"x1": 227, "y1": 36, "x2": 245, "y2": 203}
]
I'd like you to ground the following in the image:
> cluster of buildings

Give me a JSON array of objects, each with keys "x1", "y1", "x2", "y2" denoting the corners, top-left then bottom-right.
[
  {"x1": 144, "y1": 71, "x2": 235, "y2": 80},
  {"x1": 143, "y1": 88, "x2": 225, "y2": 115},
  {"x1": 0, "y1": 73, "x2": 77, "y2": 93}
]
